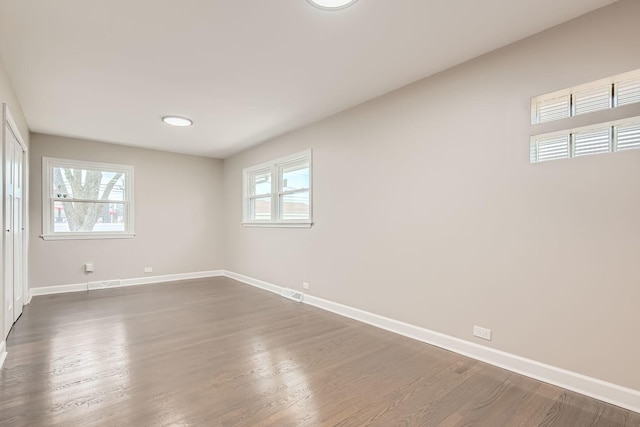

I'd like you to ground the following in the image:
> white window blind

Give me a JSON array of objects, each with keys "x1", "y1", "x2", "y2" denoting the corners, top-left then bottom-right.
[
  {"x1": 531, "y1": 135, "x2": 570, "y2": 163},
  {"x1": 531, "y1": 69, "x2": 640, "y2": 163},
  {"x1": 531, "y1": 118, "x2": 640, "y2": 163},
  {"x1": 535, "y1": 95, "x2": 570, "y2": 123},
  {"x1": 531, "y1": 69, "x2": 640, "y2": 124},
  {"x1": 616, "y1": 77, "x2": 640, "y2": 107},
  {"x1": 573, "y1": 85, "x2": 612, "y2": 116},
  {"x1": 572, "y1": 128, "x2": 612, "y2": 157},
  {"x1": 615, "y1": 122, "x2": 640, "y2": 151}
]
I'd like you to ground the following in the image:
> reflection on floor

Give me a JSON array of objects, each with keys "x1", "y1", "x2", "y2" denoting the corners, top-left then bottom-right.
[{"x1": 1, "y1": 277, "x2": 638, "y2": 426}]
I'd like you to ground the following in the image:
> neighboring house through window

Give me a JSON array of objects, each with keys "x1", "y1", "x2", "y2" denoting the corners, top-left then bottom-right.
[{"x1": 243, "y1": 150, "x2": 312, "y2": 227}]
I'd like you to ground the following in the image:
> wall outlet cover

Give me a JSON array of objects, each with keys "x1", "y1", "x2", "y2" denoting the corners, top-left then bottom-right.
[{"x1": 473, "y1": 325, "x2": 492, "y2": 341}]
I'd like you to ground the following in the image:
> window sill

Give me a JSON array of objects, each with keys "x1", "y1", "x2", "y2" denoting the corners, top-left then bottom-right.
[
  {"x1": 242, "y1": 222, "x2": 313, "y2": 228},
  {"x1": 41, "y1": 233, "x2": 135, "y2": 241}
]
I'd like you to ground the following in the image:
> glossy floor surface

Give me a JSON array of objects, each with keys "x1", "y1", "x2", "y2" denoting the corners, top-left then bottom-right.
[{"x1": 1, "y1": 277, "x2": 639, "y2": 426}]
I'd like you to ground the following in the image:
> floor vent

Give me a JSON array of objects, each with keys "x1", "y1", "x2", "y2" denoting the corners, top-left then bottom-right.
[
  {"x1": 88, "y1": 280, "x2": 123, "y2": 290},
  {"x1": 281, "y1": 288, "x2": 304, "y2": 303}
]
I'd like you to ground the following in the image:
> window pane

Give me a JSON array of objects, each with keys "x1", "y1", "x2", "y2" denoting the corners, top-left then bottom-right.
[
  {"x1": 615, "y1": 122, "x2": 640, "y2": 151},
  {"x1": 535, "y1": 95, "x2": 570, "y2": 124},
  {"x1": 616, "y1": 78, "x2": 640, "y2": 107},
  {"x1": 53, "y1": 167, "x2": 126, "y2": 201},
  {"x1": 251, "y1": 171, "x2": 271, "y2": 196},
  {"x1": 53, "y1": 201, "x2": 125, "y2": 232},
  {"x1": 250, "y1": 197, "x2": 271, "y2": 220},
  {"x1": 280, "y1": 191, "x2": 309, "y2": 220},
  {"x1": 573, "y1": 128, "x2": 611, "y2": 157},
  {"x1": 573, "y1": 85, "x2": 611, "y2": 116},
  {"x1": 534, "y1": 135, "x2": 570, "y2": 162},
  {"x1": 281, "y1": 164, "x2": 309, "y2": 192}
]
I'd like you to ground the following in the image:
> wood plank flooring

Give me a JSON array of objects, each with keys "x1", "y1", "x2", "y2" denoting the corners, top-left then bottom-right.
[{"x1": 0, "y1": 277, "x2": 638, "y2": 426}]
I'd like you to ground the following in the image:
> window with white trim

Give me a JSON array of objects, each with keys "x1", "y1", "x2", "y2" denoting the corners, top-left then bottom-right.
[
  {"x1": 243, "y1": 150, "x2": 312, "y2": 227},
  {"x1": 531, "y1": 69, "x2": 640, "y2": 125},
  {"x1": 42, "y1": 157, "x2": 134, "y2": 240},
  {"x1": 530, "y1": 117, "x2": 640, "y2": 163},
  {"x1": 530, "y1": 69, "x2": 640, "y2": 163}
]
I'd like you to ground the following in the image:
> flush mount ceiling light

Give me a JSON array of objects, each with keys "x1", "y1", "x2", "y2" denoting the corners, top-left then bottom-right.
[
  {"x1": 162, "y1": 115, "x2": 193, "y2": 127},
  {"x1": 307, "y1": 0, "x2": 358, "y2": 11}
]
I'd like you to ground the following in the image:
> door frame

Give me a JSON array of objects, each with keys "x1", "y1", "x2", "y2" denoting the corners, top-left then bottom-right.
[{"x1": 2, "y1": 103, "x2": 28, "y2": 340}]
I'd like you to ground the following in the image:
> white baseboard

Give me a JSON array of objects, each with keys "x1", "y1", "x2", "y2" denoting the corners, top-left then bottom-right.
[
  {"x1": 0, "y1": 341, "x2": 7, "y2": 370},
  {"x1": 29, "y1": 270, "x2": 224, "y2": 300},
  {"x1": 223, "y1": 270, "x2": 640, "y2": 414},
  {"x1": 223, "y1": 271, "x2": 284, "y2": 295},
  {"x1": 117, "y1": 270, "x2": 224, "y2": 288},
  {"x1": 30, "y1": 282, "x2": 88, "y2": 298}
]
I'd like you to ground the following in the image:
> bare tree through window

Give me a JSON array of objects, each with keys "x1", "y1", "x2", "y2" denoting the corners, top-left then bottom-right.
[{"x1": 53, "y1": 168, "x2": 124, "y2": 232}]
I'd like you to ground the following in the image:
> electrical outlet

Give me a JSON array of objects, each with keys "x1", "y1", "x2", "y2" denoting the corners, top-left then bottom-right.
[
  {"x1": 302, "y1": 282, "x2": 310, "y2": 290},
  {"x1": 144, "y1": 267, "x2": 153, "y2": 273},
  {"x1": 473, "y1": 325, "x2": 492, "y2": 341}
]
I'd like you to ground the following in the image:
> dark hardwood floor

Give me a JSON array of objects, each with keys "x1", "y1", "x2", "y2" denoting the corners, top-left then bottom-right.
[{"x1": 0, "y1": 277, "x2": 638, "y2": 426}]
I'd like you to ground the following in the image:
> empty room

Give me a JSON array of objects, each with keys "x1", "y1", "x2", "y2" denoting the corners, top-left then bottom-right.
[{"x1": 0, "y1": 0, "x2": 639, "y2": 425}]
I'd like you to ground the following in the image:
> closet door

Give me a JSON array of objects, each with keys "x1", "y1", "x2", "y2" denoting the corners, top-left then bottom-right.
[
  {"x1": 12, "y1": 137, "x2": 24, "y2": 322},
  {"x1": 3, "y1": 123, "x2": 14, "y2": 338},
  {"x1": 3, "y1": 114, "x2": 26, "y2": 337}
]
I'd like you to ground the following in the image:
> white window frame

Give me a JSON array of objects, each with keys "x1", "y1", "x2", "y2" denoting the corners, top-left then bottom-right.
[
  {"x1": 242, "y1": 149, "x2": 312, "y2": 228},
  {"x1": 41, "y1": 157, "x2": 135, "y2": 240},
  {"x1": 530, "y1": 68, "x2": 640, "y2": 163},
  {"x1": 531, "y1": 68, "x2": 640, "y2": 125},
  {"x1": 530, "y1": 116, "x2": 640, "y2": 163}
]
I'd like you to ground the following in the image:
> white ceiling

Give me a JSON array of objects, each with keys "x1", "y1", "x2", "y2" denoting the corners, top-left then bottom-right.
[{"x1": 0, "y1": 0, "x2": 618, "y2": 158}]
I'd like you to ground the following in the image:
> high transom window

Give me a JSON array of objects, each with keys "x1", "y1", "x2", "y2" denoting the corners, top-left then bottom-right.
[{"x1": 530, "y1": 69, "x2": 640, "y2": 163}]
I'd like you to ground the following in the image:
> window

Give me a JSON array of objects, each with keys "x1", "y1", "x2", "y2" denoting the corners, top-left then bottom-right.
[
  {"x1": 531, "y1": 69, "x2": 640, "y2": 125},
  {"x1": 42, "y1": 157, "x2": 134, "y2": 240},
  {"x1": 530, "y1": 69, "x2": 640, "y2": 163},
  {"x1": 530, "y1": 117, "x2": 640, "y2": 163},
  {"x1": 243, "y1": 150, "x2": 312, "y2": 227}
]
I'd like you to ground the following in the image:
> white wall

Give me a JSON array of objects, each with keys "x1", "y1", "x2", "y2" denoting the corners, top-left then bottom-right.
[
  {"x1": 29, "y1": 133, "x2": 224, "y2": 287},
  {"x1": 223, "y1": 0, "x2": 640, "y2": 391},
  {"x1": 0, "y1": 58, "x2": 28, "y2": 145}
]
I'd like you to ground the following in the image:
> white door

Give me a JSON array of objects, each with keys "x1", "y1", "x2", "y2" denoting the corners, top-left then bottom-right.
[
  {"x1": 12, "y1": 138, "x2": 24, "y2": 322},
  {"x1": 3, "y1": 125, "x2": 14, "y2": 338},
  {"x1": 2, "y1": 105, "x2": 27, "y2": 340}
]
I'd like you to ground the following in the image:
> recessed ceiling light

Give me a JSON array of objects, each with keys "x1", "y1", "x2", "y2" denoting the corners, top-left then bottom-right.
[
  {"x1": 162, "y1": 116, "x2": 193, "y2": 127},
  {"x1": 307, "y1": 0, "x2": 358, "y2": 11}
]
